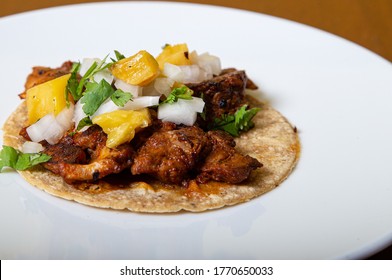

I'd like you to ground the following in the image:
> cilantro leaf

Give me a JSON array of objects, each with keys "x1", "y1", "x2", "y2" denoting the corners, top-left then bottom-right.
[
  {"x1": 76, "y1": 116, "x2": 93, "y2": 131},
  {"x1": 111, "y1": 89, "x2": 133, "y2": 107},
  {"x1": 14, "y1": 153, "x2": 51, "y2": 171},
  {"x1": 0, "y1": 146, "x2": 51, "y2": 172},
  {"x1": 213, "y1": 114, "x2": 238, "y2": 136},
  {"x1": 113, "y1": 50, "x2": 125, "y2": 61},
  {"x1": 213, "y1": 105, "x2": 260, "y2": 137},
  {"x1": 80, "y1": 79, "x2": 115, "y2": 116},
  {"x1": 66, "y1": 62, "x2": 82, "y2": 101},
  {"x1": 235, "y1": 106, "x2": 260, "y2": 131},
  {"x1": 0, "y1": 146, "x2": 18, "y2": 170},
  {"x1": 161, "y1": 86, "x2": 193, "y2": 104},
  {"x1": 76, "y1": 61, "x2": 98, "y2": 97},
  {"x1": 74, "y1": 54, "x2": 113, "y2": 98}
]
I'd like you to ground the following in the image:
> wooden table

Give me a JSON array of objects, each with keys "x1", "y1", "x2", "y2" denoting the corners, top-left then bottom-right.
[{"x1": 1, "y1": 0, "x2": 391, "y2": 260}]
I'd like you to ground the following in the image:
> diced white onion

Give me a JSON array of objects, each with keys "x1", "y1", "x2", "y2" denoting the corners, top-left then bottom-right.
[
  {"x1": 56, "y1": 103, "x2": 74, "y2": 130},
  {"x1": 93, "y1": 69, "x2": 113, "y2": 84},
  {"x1": 73, "y1": 100, "x2": 87, "y2": 128},
  {"x1": 178, "y1": 65, "x2": 201, "y2": 83},
  {"x1": 114, "y1": 79, "x2": 142, "y2": 97},
  {"x1": 184, "y1": 97, "x2": 205, "y2": 113},
  {"x1": 122, "y1": 96, "x2": 160, "y2": 110},
  {"x1": 163, "y1": 62, "x2": 217, "y2": 84},
  {"x1": 163, "y1": 63, "x2": 184, "y2": 82},
  {"x1": 196, "y1": 52, "x2": 221, "y2": 76},
  {"x1": 94, "y1": 96, "x2": 161, "y2": 119},
  {"x1": 163, "y1": 63, "x2": 203, "y2": 83},
  {"x1": 22, "y1": 141, "x2": 44, "y2": 153},
  {"x1": 93, "y1": 98, "x2": 119, "y2": 117},
  {"x1": 26, "y1": 114, "x2": 65, "y2": 145},
  {"x1": 158, "y1": 101, "x2": 197, "y2": 126},
  {"x1": 27, "y1": 104, "x2": 76, "y2": 145},
  {"x1": 157, "y1": 98, "x2": 204, "y2": 126},
  {"x1": 154, "y1": 77, "x2": 174, "y2": 96}
]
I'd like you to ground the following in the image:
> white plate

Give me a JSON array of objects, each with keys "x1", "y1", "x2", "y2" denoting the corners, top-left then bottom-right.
[{"x1": 1, "y1": 1, "x2": 391, "y2": 260}]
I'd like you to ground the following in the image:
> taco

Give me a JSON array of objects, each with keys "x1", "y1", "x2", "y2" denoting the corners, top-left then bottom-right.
[{"x1": 1, "y1": 44, "x2": 300, "y2": 212}]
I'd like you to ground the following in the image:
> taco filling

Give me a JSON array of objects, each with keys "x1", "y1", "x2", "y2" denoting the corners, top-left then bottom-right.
[{"x1": 2, "y1": 44, "x2": 300, "y2": 212}]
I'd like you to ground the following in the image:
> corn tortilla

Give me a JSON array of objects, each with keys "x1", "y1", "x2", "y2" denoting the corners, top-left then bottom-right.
[{"x1": 2, "y1": 96, "x2": 300, "y2": 212}]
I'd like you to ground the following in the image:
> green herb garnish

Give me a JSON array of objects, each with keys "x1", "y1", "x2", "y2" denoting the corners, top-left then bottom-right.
[
  {"x1": 111, "y1": 89, "x2": 133, "y2": 107},
  {"x1": 80, "y1": 79, "x2": 115, "y2": 116},
  {"x1": 0, "y1": 146, "x2": 51, "y2": 172},
  {"x1": 66, "y1": 62, "x2": 82, "y2": 102},
  {"x1": 76, "y1": 116, "x2": 93, "y2": 131},
  {"x1": 67, "y1": 54, "x2": 113, "y2": 101},
  {"x1": 161, "y1": 86, "x2": 193, "y2": 104},
  {"x1": 80, "y1": 79, "x2": 133, "y2": 117},
  {"x1": 213, "y1": 105, "x2": 260, "y2": 137},
  {"x1": 112, "y1": 50, "x2": 125, "y2": 62}
]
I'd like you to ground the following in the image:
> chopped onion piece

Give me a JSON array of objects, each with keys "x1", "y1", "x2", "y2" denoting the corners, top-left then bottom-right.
[
  {"x1": 163, "y1": 63, "x2": 206, "y2": 83},
  {"x1": 178, "y1": 65, "x2": 201, "y2": 83},
  {"x1": 22, "y1": 141, "x2": 44, "y2": 153},
  {"x1": 93, "y1": 69, "x2": 113, "y2": 84},
  {"x1": 184, "y1": 97, "x2": 205, "y2": 113},
  {"x1": 196, "y1": 52, "x2": 221, "y2": 76},
  {"x1": 158, "y1": 101, "x2": 197, "y2": 126},
  {"x1": 154, "y1": 77, "x2": 174, "y2": 96},
  {"x1": 157, "y1": 98, "x2": 204, "y2": 126},
  {"x1": 93, "y1": 98, "x2": 119, "y2": 117},
  {"x1": 56, "y1": 103, "x2": 74, "y2": 130},
  {"x1": 114, "y1": 79, "x2": 142, "y2": 97},
  {"x1": 123, "y1": 96, "x2": 160, "y2": 110},
  {"x1": 73, "y1": 100, "x2": 87, "y2": 128},
  {"x1": 26, "y1": 114, "x2": 65, "y2": 145},
  {"x1": 163, "y1": 63, "x2": 184, "y2": 81}
]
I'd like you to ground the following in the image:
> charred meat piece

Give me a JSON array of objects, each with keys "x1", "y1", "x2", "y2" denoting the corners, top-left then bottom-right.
[
  {"x1": 72, "y1": 124, "x2": 108, "y2": 152},
  {"x1": 43, "y1": 142, "x2": 87, "y2": 165},
  {"x1": 131, "y1": 126, "x2": 212, "y2": 184},
  {"x1": 219, "y1": 68, "x2": 258, "y2": 90},
  {"x1": 19, "y1": 61, "x2": 73, "y2": 99},
  {"x1": 187, "y1": 70, "x2": 250, "y2": 126},
  {"x1": 42, "y1": 125, "x2": 134, "y2": 183},
  {"x1": 197, "y1": 130, "x2": 262, "y2": 184}
]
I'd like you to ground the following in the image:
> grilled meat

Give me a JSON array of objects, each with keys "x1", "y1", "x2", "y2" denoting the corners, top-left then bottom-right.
[
  {"x1": 131, "y1": 126, "x2": 212, "y2": 184},
  {"x1": 131, "y1": 125, "x2": 262, "y2": 185},
  {"x1": 42, "y1": 125, "x2": 134, "y2": 183},
  {"x1": 197, "y1": 130, "x2": 262, "y2": 184},
  {"x1": 19, "y1": 61, "x2": 73, "y2": 99},
  {"x1": 187, "y1": 70, "x2": 250, "y2": 126},
  {"x1": 219, "y1": 68, "x2": 258, "y2": 90},
  {"x1": 43, "y1": 142, "x2": 87, "y2": 165}
]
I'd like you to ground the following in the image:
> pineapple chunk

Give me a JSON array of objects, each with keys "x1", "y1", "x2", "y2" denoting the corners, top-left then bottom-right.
[
  {"x1": 92, "y1": 109, "x2": 151, "y2": 148},
  {"x1": 156, "y1": 43, "x2": 192, "y2": 70},
  {"x1": 26, "y1": 73, "x2": 71, "y2": 125},
  {"x1": 111, "y1": 50, "x2": 159, "y2": 86}
]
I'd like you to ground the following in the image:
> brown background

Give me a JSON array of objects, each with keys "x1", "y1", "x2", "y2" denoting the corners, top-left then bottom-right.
[{"x1": 1, "y1": 0, "x2": 391, "y2": 259}]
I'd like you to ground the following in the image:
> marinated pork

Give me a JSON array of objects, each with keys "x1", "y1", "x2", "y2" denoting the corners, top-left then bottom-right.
[{"x1": 131, "y1": 126, "x2": 212, "y2": 184}]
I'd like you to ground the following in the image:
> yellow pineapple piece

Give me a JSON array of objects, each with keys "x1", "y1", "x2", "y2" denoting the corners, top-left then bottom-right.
[
  {"x1": 111, "y1": 50, "x2": 159, "y2": 86},
  {"x1": 92, "y1": 108, "x2": 151, "y2": 148},
  {"x1": 156, "y1": 43, "x2": 192, "y2": 70},
  {"x1": 26, "y1": 73, "x2": 71, "y2": 125}
]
